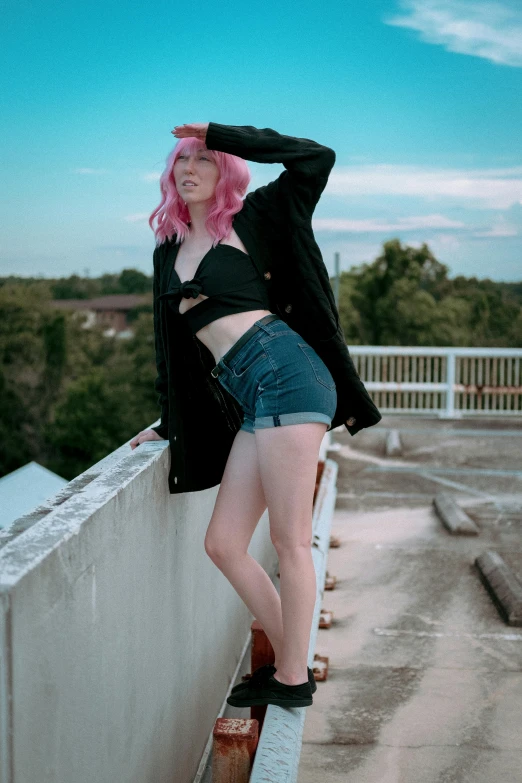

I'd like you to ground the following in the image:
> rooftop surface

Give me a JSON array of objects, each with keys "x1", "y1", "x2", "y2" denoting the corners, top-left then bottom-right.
[{"x1": 298, "y1": 414, "x2": 522, "y2": 783}]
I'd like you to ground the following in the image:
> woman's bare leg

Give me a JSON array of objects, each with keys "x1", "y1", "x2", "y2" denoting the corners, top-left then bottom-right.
[
  {"x1": 204, "y1": 429, "x2": 285, "y2": 668},
  {"x1": 254, "y1": 422, "x2": 327, "y2": 686}
]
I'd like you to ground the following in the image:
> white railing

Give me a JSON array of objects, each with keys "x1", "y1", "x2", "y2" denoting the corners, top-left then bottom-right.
[{"x1": 349, "y1": 346, "x2": 522, "y2": 418}]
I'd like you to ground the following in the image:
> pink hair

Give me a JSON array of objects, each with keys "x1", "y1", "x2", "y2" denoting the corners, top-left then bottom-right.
[{"x1": 149, "y1": 136, "x2": 251, "y2": 247}]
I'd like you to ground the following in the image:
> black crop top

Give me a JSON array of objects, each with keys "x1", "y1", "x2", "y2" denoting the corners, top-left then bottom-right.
[{"x1": 157, "y1": 242, "x2": 272, "y2": 334}]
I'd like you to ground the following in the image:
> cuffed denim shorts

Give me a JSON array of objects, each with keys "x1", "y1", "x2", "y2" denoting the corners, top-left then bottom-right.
[{"x1": 213, "y1": 317, "x2": 337, "y2": 434}]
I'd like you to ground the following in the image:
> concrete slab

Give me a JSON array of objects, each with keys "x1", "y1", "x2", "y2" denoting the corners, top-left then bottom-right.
[
  {"x1": 298, "y1": 744, "x2": 522, "y2": 783},
  {"x1": 297, "y1": 416, "x2": 522, "y2": 783},
  {"x1": 475, "y1": 550, "x2": 522, "y2": 626},
  {"x1": 433, "y1": 491, "x2": 480, "y2": 535},
  {"x1": 385, "y1": 429, "x2": 402, "y2": 457}
]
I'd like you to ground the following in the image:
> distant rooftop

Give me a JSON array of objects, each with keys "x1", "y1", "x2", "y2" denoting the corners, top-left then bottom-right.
[
  {"x1": 0, "y1": 461, "x2": 69, "y2": 529},
  {"x1": 50, "y1": 294, "x2": 150, "y2": 311}
]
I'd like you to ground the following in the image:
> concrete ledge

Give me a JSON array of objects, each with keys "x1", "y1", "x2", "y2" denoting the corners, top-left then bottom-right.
[
  {"x1": 0, "y1": 436, "x2": 275, "y2": 783},
  {"x1": 433, "y1": 492, "x2": 480, "y2": 535},
  {"x1": 0, "y1": 421, "x2": 165, "y2": 551},
  {"x1": 475, "y1": 550, "x2": 522, "y2": 627}
]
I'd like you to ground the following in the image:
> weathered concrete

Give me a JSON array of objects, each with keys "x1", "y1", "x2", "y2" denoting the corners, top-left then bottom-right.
[
  {"x1": 298, "y1": 415, "x2": 522, "y2": 783},
  {"x1": 0, "y1": 430, "x2": 140, "y2": 550},
  {"x1": 475, "y1": 550, "x2": 522, "y2": 626},
  {"x1": 433, "y1": 491, "x2": 480, "y2": 535},
  {"x1": 385, "y1": 429, "x2": 402, "y2": 458},
  {"x1": 0, "y1": 438, "x2": 275, "y2": 783}
]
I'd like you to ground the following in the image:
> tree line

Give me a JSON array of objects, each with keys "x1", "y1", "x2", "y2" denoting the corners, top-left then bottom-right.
[{"x1": 1, "y1": 238, "x2": 520, "y2": 482}]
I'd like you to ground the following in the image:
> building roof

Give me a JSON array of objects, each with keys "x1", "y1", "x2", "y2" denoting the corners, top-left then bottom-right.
[
  {"x1": 0, "y1": 462, "x2": 69, "y2": 529},
  {"x1": 50, "y1": 294, "x2": 150, "y2": 311}
]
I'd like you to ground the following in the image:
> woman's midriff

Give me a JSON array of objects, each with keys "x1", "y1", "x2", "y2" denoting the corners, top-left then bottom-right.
[{"x1": 194, "y1": 309, "x2": 274, "y2": 364}]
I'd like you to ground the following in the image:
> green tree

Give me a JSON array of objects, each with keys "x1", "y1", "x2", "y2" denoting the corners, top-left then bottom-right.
[
  {"x1": 45, "y1": 312, "x2": 160, "y2": 479},
  {"x1": 46, "y1": 369, "x2": 134, "y2": 477},
  {"x1": 349, "y1": 238, "x2": 450, "y2": 344},
  {"x1": 0, "y1": 367, "x2": 33, "y2": 475},
  {"x1": 38, "y1": 311, "x2": 67, "y2": 405},
  {"x1": 51, "y1": 274, "x2": 97, "y2": 300},
  {"x1": 119, "y1": 268, "x2": 152, "y2": 294},
  {"x1": 0, "y1": 283, "x2": 52, "y2": 462}
]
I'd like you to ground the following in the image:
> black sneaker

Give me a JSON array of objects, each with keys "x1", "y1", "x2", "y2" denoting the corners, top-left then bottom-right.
[
  {"x1": 231, "y1": 663, "x2": 276, "y2": 693},
  {"x1": 227, "y1": 674, "x2": 313, "y2": 708},
  {"x1": 231, "y1": 664, "x2": 317, "y2": 694}
]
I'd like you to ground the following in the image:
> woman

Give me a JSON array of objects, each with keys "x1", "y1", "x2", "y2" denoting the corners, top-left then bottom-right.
[{"x1": 130, "y1": 121, "x2": 382, "y2": 709}]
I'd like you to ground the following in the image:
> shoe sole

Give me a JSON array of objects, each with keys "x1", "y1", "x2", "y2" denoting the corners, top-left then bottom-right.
[{"x1": 227, "y1": 694, "x2": 313, "y2": 708}]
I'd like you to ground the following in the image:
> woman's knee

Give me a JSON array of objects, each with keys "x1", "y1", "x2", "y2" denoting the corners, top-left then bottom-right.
[
  {"x1": 270, "y1": 531, "x2": 313, "y2": 553},
  {"x1": 204, "y1": 531, "x2": 246, "y2": 563},
  {"x1": 204, "y1": 533, "x2": 226, "y2": 562}
]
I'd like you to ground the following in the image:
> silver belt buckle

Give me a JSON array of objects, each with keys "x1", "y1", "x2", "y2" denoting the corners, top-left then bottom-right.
[{"x1": 211, "y1": 365, "x2": 221, "y2": 378}]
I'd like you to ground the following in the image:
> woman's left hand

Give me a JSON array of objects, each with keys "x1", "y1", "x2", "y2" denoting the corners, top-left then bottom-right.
[{"x1": 171, "y1": 123, "x2": 209, "y2": 141}]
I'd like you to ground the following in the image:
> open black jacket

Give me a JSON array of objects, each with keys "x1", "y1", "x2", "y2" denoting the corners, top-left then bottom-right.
[{"x1": 150, "y1": 122, "x2": 382, "y2": 493}]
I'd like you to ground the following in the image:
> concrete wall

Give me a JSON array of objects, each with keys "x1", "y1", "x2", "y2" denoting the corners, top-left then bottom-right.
[{"x1": 0, "y1": 439, "x2": 275, "y2": 783}]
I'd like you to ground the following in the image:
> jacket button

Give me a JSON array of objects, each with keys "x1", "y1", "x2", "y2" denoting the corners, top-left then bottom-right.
[
  {"x1": 264, "y1": 271, "x2": 271, "y2": 280},
  {"x1": 285, "y1": 303, "x2": 292, "y2": 313},
  {"x1": 346, "y1": 417, "x2": 356, "y2": 426}
]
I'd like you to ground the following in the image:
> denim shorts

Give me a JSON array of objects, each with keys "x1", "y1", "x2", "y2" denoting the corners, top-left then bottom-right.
[{"x1": 212, "y1": 317, "x2": 337, "y2": 434}]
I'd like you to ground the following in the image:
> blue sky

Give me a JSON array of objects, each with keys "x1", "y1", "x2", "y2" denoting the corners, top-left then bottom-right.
[{"x1": 1, "y1": 0, "x2": 521, "y2": 282}]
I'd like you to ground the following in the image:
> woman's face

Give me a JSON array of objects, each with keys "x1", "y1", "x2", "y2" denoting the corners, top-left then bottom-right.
[{"x1": 173, "y1": 148, "x2": 219, "y2": 205}]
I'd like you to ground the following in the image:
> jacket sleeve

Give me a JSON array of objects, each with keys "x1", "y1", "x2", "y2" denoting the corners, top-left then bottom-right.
[
  {"x1": 150, "y1": 246, "x2": 169, "y2": 439},
  {"x1": 205, "y1": 122, "x2": 335, "y2": 226}
]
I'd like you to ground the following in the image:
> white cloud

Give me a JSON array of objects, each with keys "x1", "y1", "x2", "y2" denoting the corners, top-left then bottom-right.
[
  {"x1": 71, "y1": 168, "x2": 109, "y2": 175},
  {"x1": 431, "y1": 233, "x2": 463, "y2": 250},
  {"x1": 142, "y1": 172, "x2": 161, "y2": 182},
  {"x1": 326, "y1": 163, "x2": 522, "y2": 209},
  {"x1": 313, "y1": 214, "x2": 465, "y2": 232},
  {"x1": 473, "y1": 220, "x2": 519, "y2": 235},
  {"x1": 384, "y1": 0, "x2": 522, "y2": 67}
]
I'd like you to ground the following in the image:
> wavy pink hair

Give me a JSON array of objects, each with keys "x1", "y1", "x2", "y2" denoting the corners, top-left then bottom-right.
[{"x1": 149, "y1": 136, "x2": 251, "y2": 247}]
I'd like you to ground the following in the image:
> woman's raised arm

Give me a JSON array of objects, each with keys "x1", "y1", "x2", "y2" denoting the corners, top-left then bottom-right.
[{"x1": 172, "y1": 122, "x2": 336, "y2": 224}]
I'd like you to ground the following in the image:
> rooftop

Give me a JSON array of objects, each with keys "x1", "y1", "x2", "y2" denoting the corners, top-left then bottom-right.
[{"x1": 50, "y1": 294, "x2": 150, "y2": 311}]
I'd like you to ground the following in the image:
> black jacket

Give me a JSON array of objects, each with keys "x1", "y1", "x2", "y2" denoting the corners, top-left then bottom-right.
[{"x1": 150, "y1": 122, "x2": 382, "y2": 493}]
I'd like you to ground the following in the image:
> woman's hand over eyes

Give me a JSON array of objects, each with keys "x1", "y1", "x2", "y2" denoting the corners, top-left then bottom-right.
[{"x1": 171, "y1": 123, "x2": 209, "y2": 141}]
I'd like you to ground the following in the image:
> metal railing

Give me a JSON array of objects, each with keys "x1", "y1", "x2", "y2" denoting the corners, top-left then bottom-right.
[{"x1": 349, "y1": 346, "x2": 522, "y2": 418}]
